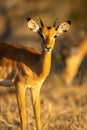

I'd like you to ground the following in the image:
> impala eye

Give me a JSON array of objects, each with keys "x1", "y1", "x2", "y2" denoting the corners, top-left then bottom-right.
[
  {"x1": 53, "y1": 34, "x2": 57, "y2": 38},
  {"x1": 40, "y1": 33, "x2": 44, "y2": 38},
  {"x1": 39, "y1": 33, "x2": 45, "y2": 39},
  {"x1": 38, "y1": 29, "x2": 45, "y2": 39}
]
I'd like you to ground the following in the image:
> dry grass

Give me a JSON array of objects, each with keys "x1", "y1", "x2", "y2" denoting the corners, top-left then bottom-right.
[{"x1": 0, "y1": 74, "x2": 87, "y2": 130}]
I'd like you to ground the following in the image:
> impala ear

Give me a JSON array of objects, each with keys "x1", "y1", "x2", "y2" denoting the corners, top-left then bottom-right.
[
  {"x1": 27, "y1": 18, "x2": 39, "y2": 32},
  {"x1": 56, "y1": 21, "x2": 71, "y2": 36}
]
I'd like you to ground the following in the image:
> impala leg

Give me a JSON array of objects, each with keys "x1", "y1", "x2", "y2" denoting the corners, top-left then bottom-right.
[
  {"x1": 15, "y1": 85, "x2": 26, "y2": 130},
  {"x1": 30, "y1": 87, "x2": 41, "y2": 130}
]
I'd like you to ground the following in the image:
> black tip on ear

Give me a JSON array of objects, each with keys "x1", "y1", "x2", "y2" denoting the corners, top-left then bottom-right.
[
  {"x1": 67, "y1": 20, "x2": 71, "y2": 25},
  {"x1": 27, "y1": 17, "x2": 31, "y2": 22}
]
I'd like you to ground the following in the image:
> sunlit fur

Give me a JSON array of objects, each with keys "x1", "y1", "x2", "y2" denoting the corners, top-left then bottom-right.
[{"x1": 0, "y1": 18, "x2": 70, "y2": 130}]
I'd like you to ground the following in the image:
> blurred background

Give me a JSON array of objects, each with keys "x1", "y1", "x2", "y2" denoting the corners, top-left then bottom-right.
[{"x1": 0, "y1": 0, "x2": 87, "y2": 130}]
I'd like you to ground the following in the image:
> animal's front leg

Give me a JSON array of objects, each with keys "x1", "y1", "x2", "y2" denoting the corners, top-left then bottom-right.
[
  {"x1": 30, "y1": 87, "x2": 41, "y2": 130},
  {"x1": 15, "y1": 84, "x2": 26, "y2": 130}
]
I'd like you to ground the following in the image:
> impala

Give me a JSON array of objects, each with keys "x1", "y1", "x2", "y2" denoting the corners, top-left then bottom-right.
[
  {"x1": 0, "y1": 18, "x2": 71, "y2": 130},
  {"x1": 63, "y1": 36, "x2": 87, "y2": 85}
]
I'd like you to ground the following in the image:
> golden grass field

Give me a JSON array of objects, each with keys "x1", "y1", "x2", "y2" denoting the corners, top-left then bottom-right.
[{"x1": 0, "y1": 74, "x2": 87, "y2": 130}]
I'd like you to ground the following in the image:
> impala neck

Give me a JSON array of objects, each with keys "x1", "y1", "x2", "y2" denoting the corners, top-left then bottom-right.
[{"x1": 39, "y1": 51, "x2": 52, "y2": 78}]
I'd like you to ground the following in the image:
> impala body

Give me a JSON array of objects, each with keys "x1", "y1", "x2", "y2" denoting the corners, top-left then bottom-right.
[
  {"x1": 0, "y1": 43, "x2": 46, "y2": 87},
  {"x1": 0, "y1": 18, "x2": 71, "y2": 130}
]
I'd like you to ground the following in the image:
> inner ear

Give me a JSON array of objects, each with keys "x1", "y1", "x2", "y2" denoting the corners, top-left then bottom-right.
[
  {"x1": 56, "y1": 21, "x2": 71, "y2": 35},
  {"x1": 27, "y1": 18, "x2": 39, "y2": 32}
]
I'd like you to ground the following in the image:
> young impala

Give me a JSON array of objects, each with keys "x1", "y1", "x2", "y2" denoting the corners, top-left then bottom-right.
[{"x1": 0, "y1": 18, "x2": 71, "y2": 130}]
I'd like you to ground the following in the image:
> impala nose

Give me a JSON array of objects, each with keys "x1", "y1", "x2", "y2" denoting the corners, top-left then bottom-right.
[{"x1": 45, "y1": 47, "x2": 51, "y2": 52}]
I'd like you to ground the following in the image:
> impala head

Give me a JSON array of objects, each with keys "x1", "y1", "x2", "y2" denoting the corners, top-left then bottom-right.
[{"x1": 27, "y1": 18, "x2": 71, "y2": 53}]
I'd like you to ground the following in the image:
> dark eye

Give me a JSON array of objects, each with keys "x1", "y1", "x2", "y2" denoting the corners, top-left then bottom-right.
[
  {"x1": 39, "y1": 32, "x2": 45, "y2": 39},
  {"x1": 53, "y1": 34, "x2": 57, "y2": 38},
  {"x1": 38, "y1": 29, "x2": 45, "y2": 39},
  {"x1": 40, "y1": 33, "x2": 44, "y2": 38}
]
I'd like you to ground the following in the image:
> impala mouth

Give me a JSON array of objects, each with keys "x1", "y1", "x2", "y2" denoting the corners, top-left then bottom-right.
[{"x1": 45, "y1": 47, "x2": 51, "y2": 53}]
